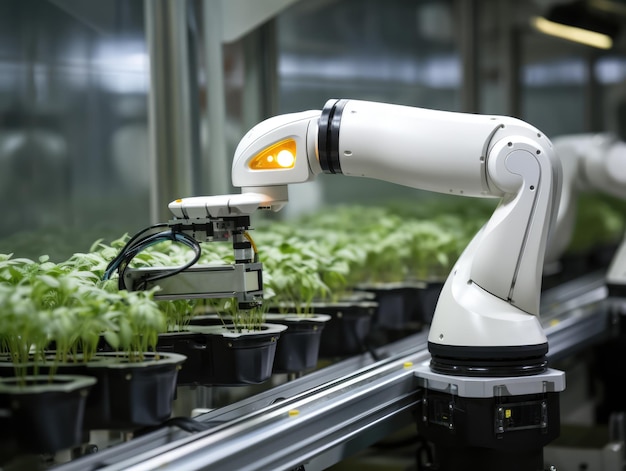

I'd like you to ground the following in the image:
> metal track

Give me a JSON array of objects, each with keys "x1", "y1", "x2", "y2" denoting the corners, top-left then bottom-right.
[{"x1": 541, "y1": 270, "x2": 614, "y2": 361}]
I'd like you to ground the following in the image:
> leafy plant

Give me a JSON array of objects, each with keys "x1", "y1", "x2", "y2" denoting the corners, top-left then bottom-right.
[
  {"x1": 192, "y1": 297, "x2": 268, "y2": 332},
  {"x1": 568, "y1": 193, "x2": 626, "y2": 255},
  {"x1": 254, "y1": 232, "x2": 332, "y2": 314},
  {"x1": 0, "y1": 245, "x2": 171, "y2": 384},
  {"x1": 254, "y1": 198, "x2": 495, "y2": 298},
  {"x1": 0, "y1": 194, "x2": 507, "y2": 382},
  {"x1": 0, "y1": 283, "x2": 43, "y2": 380},
  {"x1": 100, "y1": 289, "x2": 167, "y2": 361}
]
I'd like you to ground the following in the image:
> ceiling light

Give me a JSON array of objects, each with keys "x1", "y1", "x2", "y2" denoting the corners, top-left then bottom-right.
[{"x1": 531, "y1": 1, "x2": 620, "y2": 50}]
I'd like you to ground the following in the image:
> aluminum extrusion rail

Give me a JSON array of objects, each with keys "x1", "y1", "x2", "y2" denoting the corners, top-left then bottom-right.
[
  {"x1": 123, "y1": 359, "x2": 422, "y2": 471},
  {"x1": 72, "y1": 343, "x2": 428, "y2": 471},
  {"x1": 541, "y1": 270, "x2": 614, "y2": 362}
]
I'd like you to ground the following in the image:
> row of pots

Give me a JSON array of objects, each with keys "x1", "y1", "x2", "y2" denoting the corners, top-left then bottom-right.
[
  {"x1": 0, "y1": 350, "x2": 185, "y2": 459},
  {"x1": 0, "y1": 281, "x2": 444, "y2": 460},
  {"x1": 0, "y1": 311, "x2": 351, "y2": 458}
]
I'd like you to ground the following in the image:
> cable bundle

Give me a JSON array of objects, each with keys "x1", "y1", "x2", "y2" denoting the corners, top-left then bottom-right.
[{"x1": 103, "y1": 223, "x2": 201, "y2": 290}]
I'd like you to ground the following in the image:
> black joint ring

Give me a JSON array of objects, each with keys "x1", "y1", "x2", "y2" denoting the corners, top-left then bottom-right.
[{"x1": 318, "y1": 99, "x2": 348, "y2": 174}]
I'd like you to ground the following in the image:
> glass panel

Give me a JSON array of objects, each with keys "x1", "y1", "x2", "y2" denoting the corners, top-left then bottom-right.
[
  {"x1": 274, "y1": 0, "x2": 461, "y2": 216},
  {"x1": 0, "y1": 0, "x2": 150, "y2": 261}
]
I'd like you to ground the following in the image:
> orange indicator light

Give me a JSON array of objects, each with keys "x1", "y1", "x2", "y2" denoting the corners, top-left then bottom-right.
[{"x1": 249, "y1": 139, "x2": 296, "y2": 170}]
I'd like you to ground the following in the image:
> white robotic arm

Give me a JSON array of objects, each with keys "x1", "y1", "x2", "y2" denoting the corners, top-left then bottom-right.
[
  {"x1": 545, "y1": 132, "x2": 626, "y2": 266},
  {"x1": 543, "y1": 132, "x2": 626, "y2": 302},
  {"x1": 171, "y1": 99, "x2": 562, "y2": 376}
]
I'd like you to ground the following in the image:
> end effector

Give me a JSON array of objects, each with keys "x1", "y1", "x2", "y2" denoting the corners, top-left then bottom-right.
[
  {"x1": 139, "y1": 108, "x2": 319, "y2": 308},
  {"x1": 107, "y1": 200, "x2": 264, "y2": 309}
]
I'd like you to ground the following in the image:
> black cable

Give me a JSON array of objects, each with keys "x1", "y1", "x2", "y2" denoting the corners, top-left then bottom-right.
[
  {"x1": 415, "y1": 436, "x2": 435, "y2": 470},
  {"x1": 347, "y1": 316, "x2": 380, "y2": 361},
  {"x1": 363, "y1": 336, "x2": 381, "y2": 362},
  {"x1": 103, "y1": 224, "x2": 202, "y2": 292},
  {"x1": 114, "y1": 231, "x2": 180, "y2": 289},
  {"x1": 103, "y1": 223, "x2": 169, "y2": 280},
  {"x1": 165, "y1": 416, "x2": 211, "y2": 433},
  {"x1": 118, "y1": 231, "x2": 201, "y2": 291},
  {"x1": 141, "y1": 232, "x2": 201, "y2": 283}
]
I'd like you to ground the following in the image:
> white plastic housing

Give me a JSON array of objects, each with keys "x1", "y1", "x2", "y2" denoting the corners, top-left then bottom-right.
[
  {"x1": 328, "y1": 100, "x2": 561, "y2": 316},
  {"x1": 168, "y1": 190, "x2": 287, "y2": 218},
  {"x1": 232, "y1": 110, "x2": 320, "y2": 188},
  {"x1": 325, "y1": 100, "x2": 496, "y2": 197},
  {"x1": 228, "y1": 99, "x2": 562, "y2": 349}
]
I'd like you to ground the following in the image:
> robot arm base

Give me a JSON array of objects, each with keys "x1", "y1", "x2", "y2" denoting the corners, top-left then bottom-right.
[{"x1": 428, "y1": 342, "x2": 548, "y2": 377}]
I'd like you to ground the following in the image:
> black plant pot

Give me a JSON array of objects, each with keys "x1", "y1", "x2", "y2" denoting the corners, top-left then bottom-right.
[
  {"x1": 419, "y1": 280, "x2": 445, "y2": 324},
  {"x1": 270, "y1": 298, "x2": 378, "y2": 358},
  {"x1": 355, "y1": 281, "x2": 425, "y2": 329},
  {"x1": 265, "y1": 313, "x2": 331, "y2": 373},
  {"x1": 9, "y1": 352, "x2": 187, "y2": 431},
  {"x1": 0, "y1": 374, "x2": 96, "y2": 455},
  {"x1": 355, "y1": 280, "x2": 444, "y2": 328},
  {"x1": 79, "y1": 351, "x2": 186, "y2": 430},
  {"x1": 0, "y1": 351, "x2": 186, "y2": 432},
  {"x1": 155, "y1": 331, "x2": 208, "y2": 386},
  {"x1": 178, "y1": 323, "x2": 287, "y2": 386}
]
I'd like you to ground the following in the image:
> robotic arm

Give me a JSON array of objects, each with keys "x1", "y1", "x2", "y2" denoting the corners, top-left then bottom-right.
[
  {"x1": 156, "y1": 98, "x2": 566, "y2": 467},
  {"x1": 542, "y1": 133, "x2": 626, "y2": 304},
  {"x1": 545, "y1": 132, "x2": 626, "y2": 267},
  {"x1": 171, "y1": 99, "x2": 562, "y2": 376}
]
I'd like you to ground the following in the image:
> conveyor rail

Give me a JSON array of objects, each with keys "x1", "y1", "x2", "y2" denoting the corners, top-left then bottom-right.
[{"x1": 542, "y1": 270, "x2": 614, "y2": 361}]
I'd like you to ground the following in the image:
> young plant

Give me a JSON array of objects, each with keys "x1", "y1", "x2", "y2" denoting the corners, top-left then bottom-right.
[
  {"x1": 198, "y1": 297, "x2": 267, "y2": 332},
  {"x1": 0, "y1": 256, "x2": 96, "y2": 380},
  {"x1": 0, "y1": 283, "x2": 43, "y2": 382},
  {"x1": 255, "y1": 234, "x2": 331, "y2": 315},
  {"x1": 101, "y1": 288, "x2": 167, "y2": 362}
]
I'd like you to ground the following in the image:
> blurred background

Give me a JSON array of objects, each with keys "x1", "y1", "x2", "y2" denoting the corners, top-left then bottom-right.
[{"x1": 2, "y1": 0, "x2": 626, "y2": 261}]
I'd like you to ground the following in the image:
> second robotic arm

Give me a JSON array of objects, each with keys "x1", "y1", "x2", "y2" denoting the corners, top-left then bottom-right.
[
  {"x1": 545, "y1": 133, "x2": 626, "y2": 267},
  {"x1": 543, "y1": 133, "x2": 626, "y2": 303}
]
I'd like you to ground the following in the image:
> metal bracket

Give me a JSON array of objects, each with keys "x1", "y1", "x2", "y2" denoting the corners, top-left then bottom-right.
[
  {"x1": 124, "y1": 262, "x2": 263, "y2": 305},
  {"x1": 168, "y1": 215, "x2": 251, "y2": 243}
]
